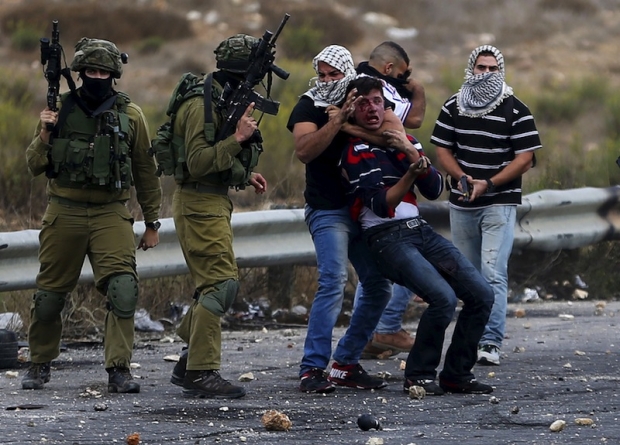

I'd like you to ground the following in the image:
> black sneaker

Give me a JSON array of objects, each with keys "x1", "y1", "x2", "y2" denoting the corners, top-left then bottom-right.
[
  {"x1": 183, "y1": 370, "x2": 246, "y2": 399},
  {"x1": 299, "y1": 368, "x2": 336, "y2": 394},
  {"x1": 327, "y1": 363, "x2": 388, "y2": 390},
  {"x1": 107, "y1": 367, "x2": 141, "y2": 393},
  {"x1": 439, "y1": 378, "x2": 493, "y2": 394},
  {"x1": 403, "y1": 378, "x2": 445, "y2": 396},
  {"x1": 22, "y1": 362, "x2": 51, "y2": 390},
  {"x1": 170, "y1": 348, "x2": 187, "y2": 387}
]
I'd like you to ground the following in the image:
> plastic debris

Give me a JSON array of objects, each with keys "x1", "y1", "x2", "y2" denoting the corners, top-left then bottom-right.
[{"x1": 134, "y1": 308, "x2": 165, "y2": 332}]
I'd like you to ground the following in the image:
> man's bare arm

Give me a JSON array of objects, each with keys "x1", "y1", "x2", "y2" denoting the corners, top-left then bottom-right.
[{"x1": 403, "y1": 78, "x2": 426, "y2": 129}]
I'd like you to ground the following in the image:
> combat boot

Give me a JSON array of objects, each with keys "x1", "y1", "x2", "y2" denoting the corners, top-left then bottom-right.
[
  {"x1": 170, "y1": 348, "x2": 188, "y2": 386},
  {"x1": 22, "y1": 362, "x2": 51, "y2": 390},
  {"x1": 107, "y1": 367, "x2": 140, "y2": 393},
  {"x1": 183, "y1": 370, "x2": 246, "y2": 399}
]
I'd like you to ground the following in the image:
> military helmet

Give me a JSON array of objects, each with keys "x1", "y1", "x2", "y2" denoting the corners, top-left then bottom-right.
[
  {"x1": 214, "y1": 34, "x2": 259, "y2": 73},
  {"x1": 71, "y1": 37, "x2": 125, "y2": 78}
]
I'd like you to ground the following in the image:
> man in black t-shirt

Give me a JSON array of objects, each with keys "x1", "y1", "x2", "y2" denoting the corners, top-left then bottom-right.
[{"x1": 287, "y1": 45, "x2": 392, "y2": 393}]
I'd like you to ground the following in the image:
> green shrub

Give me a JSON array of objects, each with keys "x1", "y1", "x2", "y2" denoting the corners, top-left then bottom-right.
[
  {"x1": 1, "y1": 1, "x2": 193, "y2": 46},
  {"x1": 134, "y1": 36, "x2": 166, "y2": 55},
  {"x1": 9, "y1": 23, "x2": 41, "y2": 52}
]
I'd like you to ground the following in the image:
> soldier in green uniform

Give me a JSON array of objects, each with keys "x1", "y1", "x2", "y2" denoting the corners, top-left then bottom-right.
[
  {"x1": 23, "y1": 37, "x2": 162, "y2": 393},
  {"x1": 167, "y1": 35, "x2": 267, "y2": 399}
]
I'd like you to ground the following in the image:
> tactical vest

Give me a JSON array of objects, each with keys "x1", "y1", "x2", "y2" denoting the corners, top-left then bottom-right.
[
  {"x1": 48, "y1": 91, "x2": 133, "y2": 190},
  {"x1": 150, "y1": 72, "x2": 262, "y2": 189}
]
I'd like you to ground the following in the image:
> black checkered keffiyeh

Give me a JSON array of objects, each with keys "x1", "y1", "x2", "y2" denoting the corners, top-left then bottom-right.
[
  {"x1": 303, "y1": 45, "x2": 357, "y2": 107},
  {"x1": 457, "y1": 45, "x2": 513, "y2": 118}
]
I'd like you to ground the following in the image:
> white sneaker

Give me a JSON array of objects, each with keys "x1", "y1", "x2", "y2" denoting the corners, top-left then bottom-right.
[{"x1": 477, "y1": 344, "x2": 500, "y2": 366}]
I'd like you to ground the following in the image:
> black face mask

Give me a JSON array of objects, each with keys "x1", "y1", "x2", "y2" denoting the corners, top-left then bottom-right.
[{"x1": 80, "y1": 75, "x2": 114, "y2": 103}]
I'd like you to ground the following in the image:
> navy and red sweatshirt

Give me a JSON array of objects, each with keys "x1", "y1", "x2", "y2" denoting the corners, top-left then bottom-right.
[{"x1": 339, "y1": 134, "x2": 444, "y2": 222}]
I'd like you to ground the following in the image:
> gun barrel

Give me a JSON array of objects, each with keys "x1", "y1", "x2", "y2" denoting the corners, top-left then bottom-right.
[{"x1": 271, "y1": 13, "x2": 290, "y2": 43}]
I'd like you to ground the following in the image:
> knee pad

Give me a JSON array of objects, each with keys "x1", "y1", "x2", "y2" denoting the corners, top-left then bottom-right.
[
  {"x1": 198, "y1": 279, "x2": 239, "y2": 317},
  {"x1": 33, "y1": 290, "x2": 67, "y2": 322},
  {"x1": 106, "y1": 274, "x2": 139, "y2": 319}
]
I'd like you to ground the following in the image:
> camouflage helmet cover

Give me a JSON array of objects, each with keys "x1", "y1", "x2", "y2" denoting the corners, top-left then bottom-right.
[
  {"x1": 71, "y1": 37, "x2": 124, "y2": 78},
  {"x1": 214, "y1": 34, "x2": 259, "y2": 73}
]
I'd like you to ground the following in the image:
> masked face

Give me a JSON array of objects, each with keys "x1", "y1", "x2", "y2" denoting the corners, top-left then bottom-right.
[{"x1": 80, "y1": 70, "x2": 113, "y2": 102}]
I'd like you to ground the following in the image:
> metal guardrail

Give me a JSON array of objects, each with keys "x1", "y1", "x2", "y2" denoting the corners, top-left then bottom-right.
[{"x1": 2, "y1": 187, "x2": 620, "y2": 293}]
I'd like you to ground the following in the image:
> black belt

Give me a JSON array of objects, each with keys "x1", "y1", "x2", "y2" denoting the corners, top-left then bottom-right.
[
  {"x1": 366, "y1": 217, "x2": 427, "y2": 244},
  {"x1": 181, "y1": 183, "x2": 229, "y2": 195},
  {"x1": 49, "y1": 196, "x2": 120, "y2": 208}
]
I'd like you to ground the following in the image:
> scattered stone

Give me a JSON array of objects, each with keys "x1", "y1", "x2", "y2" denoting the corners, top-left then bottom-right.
[
  {"x1": 510, "y1": 406, "x2": 520, "y2": 414},
  {"x1": 4, "y1": 370, "x2": 18, "y2": 378},
  {"x1": 559, "y1": 314, "x2": 575, "y2": 320},
  {"x1": 357, "y1": 413, "x2": 382, "y2": 431},
  {"x1": 126, "y1": 432, "x2": 140, "y2": 445},
  {"x1": 239, "y1": 372, "x2": 255, "y2": 382},
  {"x1": 563, "y1": 363, "x2": 572, "y2": 368},
  {"x1": 366, "y1": 438, "x2": 384, "y2": 445},
  {"x1": 575, "y1": 417, "x2": 595, "y2": 426},
  {"x1": 550, "y1": 419, "x2": 566, "y2": 432},
  {"x1": 219, "y1": 406, "x2": 229, "y2": 411},
  {"x1": 489, "y1": 396, "x2": 500, "y2": 404},
  {"x1": 79, "y1": 388, "x2": 102, "y2": 398},
  {"x1": 574, "y1": 350, "x2": 586, "y2": 356},
  {"x1": 377, "y1": 371, "x2": 391, "y2": 379},
  {"x1": 94, "y1": 402, "x2": 108, "y2": 412},
  {"x1": 408, "y1": 385, "x2": 426, "y2": 400},
  {"x1": 130, "y1": 362, "x2": 141, "y2": 369},
  {"x1": 514, "y1": 308, "x2": 526, "y2": 318},
  {"x1": 163, "y1": 354, "x2": 180, "y2": 362},
  {"x1": 399, "y1": 360, "x2": 406, "y2": 371},
  {"x1": 17, "y1": 347, "x2": 29, "y2": 363},
  {"x1": 262, "y1": 409, "x2": 292, "y2": 431},
  {"x1": 488, "y1": 371, "x2": 496, "y2": 378},
  {"x1": 513, "y1": 346, "x2": 526, "y2": 353}
]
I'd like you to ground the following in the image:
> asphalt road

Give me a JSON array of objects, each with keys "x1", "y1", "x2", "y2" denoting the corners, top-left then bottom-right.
[{"x1": 1, "y1": 301, "x2": 619, "y2": 445}]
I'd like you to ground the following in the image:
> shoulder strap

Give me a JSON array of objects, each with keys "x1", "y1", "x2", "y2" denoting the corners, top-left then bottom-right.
[
  {"x1": 54, "y1": 93, "x2": 76, "y2": 138},
  {"x1": 203, "y1": 73, "x2": 216, "y2": 143}
]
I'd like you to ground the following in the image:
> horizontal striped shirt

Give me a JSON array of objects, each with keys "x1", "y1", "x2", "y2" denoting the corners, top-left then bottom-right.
[{"x1": 431, "y1": 94, "x2": 541, "y2": 207}]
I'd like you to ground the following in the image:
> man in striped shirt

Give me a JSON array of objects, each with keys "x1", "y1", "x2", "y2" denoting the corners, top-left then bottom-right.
[{"x1": 432, "y1": 45, "x2": 542, "y2": 366}]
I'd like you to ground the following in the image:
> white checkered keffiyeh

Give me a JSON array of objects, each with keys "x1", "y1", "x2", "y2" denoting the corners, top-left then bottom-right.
[
  {"x1": 303, "y1": 45, "x2": 357, "y2": 107},
  {"x1": 457, "y1": 45, "x2": 513, "y2": 118}
]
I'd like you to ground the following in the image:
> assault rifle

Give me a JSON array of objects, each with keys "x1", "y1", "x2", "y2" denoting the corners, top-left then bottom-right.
[
  {"x1": 216, "y1": 13, "x2": 290, "y2": 142},
  {"x1": 40, "y1": 20, "x2": 63, "y2": 131}
]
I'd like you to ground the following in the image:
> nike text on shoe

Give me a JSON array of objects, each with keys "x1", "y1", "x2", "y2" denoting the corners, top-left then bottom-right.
[
  {"x1": 477, "y1": 344, "x2": 500, "y2": 366},
  {"x1": 22, "y1": 362, "x2": 51, "y2": 390},
  {"x1": 439, "y1": 378, "x2": 493, "y2": 394},
  {"x1": 183, "y1": 370, "x2": 246, "y2": 399},
  {"x1": 403, "y1": 378, "x2": 444, "y2": 396},
  {"x1": 327, "y1": 363, "x2": 388, "y2": 390},
  {"x1": 299, "y1": 368, "x2": 336, "y2": 393}
]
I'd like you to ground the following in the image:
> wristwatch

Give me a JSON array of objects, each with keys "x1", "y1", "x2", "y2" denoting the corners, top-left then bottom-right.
[
  {"x1": 145, "y1": 221, "x2": 161, "y2": 231},
  {"x1": 485, "y1": 178, "x2": 496, "y2": 193}
]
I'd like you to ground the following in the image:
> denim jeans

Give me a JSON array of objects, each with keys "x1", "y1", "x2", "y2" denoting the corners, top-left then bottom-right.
[
  {"x1": 300, "y1": 205, "x2": 392, "y2": 377},
  {"x1": 366, "y1": 221, "x2": 494, "y2": 382},
  {"x1": 449, "y1": 206, "x2": 516, "y2": 348},
  {"x1": 354, "y1": 282, "x2": 412, "y2": 334}
]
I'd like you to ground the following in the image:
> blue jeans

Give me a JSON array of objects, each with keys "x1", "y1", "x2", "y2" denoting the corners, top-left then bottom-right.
[
  {"x1": 300, "y1": 205, "x2": 392, "y2": 377},
  {"x1": 366, "y1": 221, "x2": 494, "y2": 382},
  {"x1": 449, "y1": 206, "x2": 516, "y2": 348},
  {"x1": 354, "y1": 282, "x2": 411, "y2": 334}
]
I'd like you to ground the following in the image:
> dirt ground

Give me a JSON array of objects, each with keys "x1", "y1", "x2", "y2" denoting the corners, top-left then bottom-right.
[{"x1": 1, "y1": 300, "x2": 619, "y2": 445}]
